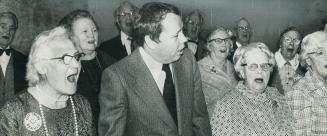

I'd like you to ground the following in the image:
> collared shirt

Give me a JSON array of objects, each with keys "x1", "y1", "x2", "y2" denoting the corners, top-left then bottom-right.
[
  {"x1": 275, "y1": 50, "x2": 299, "y2": 92},
  {"x1": 139, "y1": 47, "x2": 174, "y2": 95},
  {"x1": 0, "y1": 47, "x2": 11, "y2": 76},
  {"x1": 210, "y1": 81, "x2": 293, "y2": 135},
  {"x1": 120, "y1": 31, "x2": 132, "y2": 55},
  {"x1": 286, "y1": 72, "x2": 327, "y2": 135}
]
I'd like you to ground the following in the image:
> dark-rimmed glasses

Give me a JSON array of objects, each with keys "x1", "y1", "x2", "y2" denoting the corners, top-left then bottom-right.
[
  {"x1": 242, "y1": 63, "x2": 272, "y2": 71},
  {"x1": 208, "y1": 37, "x2": 231, "y2": 44},
  {"x1": 50, "y1": 53, "x2": 85, "y2": 65},
  {"x1": 117, "y1": 11, "x2": 134, "y2": 17},
  {"x1": 283, "y1": 36, "x2": 300, "y2": 45}
]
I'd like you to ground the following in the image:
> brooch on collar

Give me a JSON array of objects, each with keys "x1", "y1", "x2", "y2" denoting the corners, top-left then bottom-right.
[{"x1": 24, "y1": 112, "x2": 42, "y2": 131}]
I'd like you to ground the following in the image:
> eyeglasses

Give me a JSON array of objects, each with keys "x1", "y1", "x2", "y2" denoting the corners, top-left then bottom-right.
[
  {"x1": 283, "y1": 36, "x2": 301, "y2": 45},
  {"x1": 242, "y1": 63, "x2": 272, "y2": 71},
  {"x1": 117, "y1": 11, "x2": 134, "y2": 17},
  {"x1": 238, "y1": 26, "x2": 249, "y2": 31},
  {"x1": 187, "y1": 20, "x2": 202, "y2": 27},
  {"x1": 208, "y1": 37, "x2": 231, "y2": 44},
  {"x1": 0, "y1": 24, "x2": 17, "y2": 31},
  {"x1": 50, "y1": 53, "x2": 85, "y2": 65},
  {"x1": 308, "y1": 50, "x2": 327, "y2": 57}
]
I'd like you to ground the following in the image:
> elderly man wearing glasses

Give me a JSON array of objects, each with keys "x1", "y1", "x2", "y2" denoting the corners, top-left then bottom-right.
[
  {"x1": 269, "y1": 27, "x2": 306, "y2": 95},
  {"x1": 210, "y1": 42, "x2": 293, "y2": 135},
  {"x1": 99, "y1": 1, "x2": 139, "y2": 61}
]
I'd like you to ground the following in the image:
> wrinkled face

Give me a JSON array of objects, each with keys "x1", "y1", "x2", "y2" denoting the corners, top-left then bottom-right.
[
  {"x1": 307, "y1": 46, "x2": 327, "y2": 80},
  {"x1": 71, "y1": 17, "x2": 98, "y2": 55},
  {"x1": 207, "y1": 30, "x2": 232, "y2": 60},
  {"x1": 148, "y1": 13, "x2": 187, "y2": 64},
  {"x1": 236, "y1": 19, "x2": 251, "y2": 43},
  {"x1": 242, "y1": 48, "x2": 271, "y2": 94},
  {"x1": 39, "y1": 39, "x2": 81, "y2": 95},
  {"x1": 280, "y1": 30, "x2": 301, "y2": 60},
  {"x1": 185, "y1": 14, "x2": 202, "y2": 40},
  {"x1": 0, "y1": 15, "x2": 17, "y2": 49},
  {"x1": 117, "y1": 4, "x2": 136, "y2": 36}
]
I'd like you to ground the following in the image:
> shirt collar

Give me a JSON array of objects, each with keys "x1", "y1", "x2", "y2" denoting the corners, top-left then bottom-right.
[
  {"x1": 139, "y1": 47, "x2": 163, "y2": 70},
  {"x1": 120, "y1": 31, "x2": 130, "y2": 46},
  {"x1": 275, "y1": 49, "x2": 299, "y2": 70}
]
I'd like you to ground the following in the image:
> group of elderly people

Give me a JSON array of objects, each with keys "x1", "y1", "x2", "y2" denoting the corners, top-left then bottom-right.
[{"x1": 0, "y1": 1, "x2": 327, "y2": 136}]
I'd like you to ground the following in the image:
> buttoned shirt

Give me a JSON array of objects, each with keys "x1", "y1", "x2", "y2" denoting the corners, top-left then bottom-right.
[
  {"x1": 286, "y1": 71, "x2": 327, "y2": 135},
  {"x1": 275, "y1": 50, "x2": 299, "y2": 92},
  {"x1": 139, "y1": 47, "x2": 174, "y2": 95},
  {"x1": 0, "y1": 47, "x2": 11, "y2": 76},
  {"x1": 120, "y1": 31, "x2": 132, "y2": 55}
]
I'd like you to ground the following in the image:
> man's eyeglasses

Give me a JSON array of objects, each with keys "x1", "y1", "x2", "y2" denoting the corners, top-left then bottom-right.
[
  {"x1": 242, "y1": 63, "x2": 272, "y2": 71},
  {"x1": 208, "y1": 38, "x2": 231, "y2": 44},
  {"x1": 0, "y1": 24, "x2": 17, "y2": 31},
  {"x1": 187, "y1": 20, "x2": 202, "y2": 27},
  {"x1": 283, "y1": 36, "x2": 301, "y2": 45},
  {"x1": 50, "y1": 53, "x2": 85, "y2": 65},
  {"x1": 238, "y1": 26, "x2": 249, "y2": 31},
  {"x1": 117, "y1": 11, "x2": 134, "y2": 17}
]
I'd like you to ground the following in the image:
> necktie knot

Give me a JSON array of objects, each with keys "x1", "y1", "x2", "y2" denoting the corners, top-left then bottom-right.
[
  {"x1": 127, "y1": 37, "x2": 133, "y2": 41},
  {"x1": 0, "y1": 48, "x2": 11, "y2": 56},
  {"x1": 285, "y1": 61, "x2": 291, "y2": 66}
]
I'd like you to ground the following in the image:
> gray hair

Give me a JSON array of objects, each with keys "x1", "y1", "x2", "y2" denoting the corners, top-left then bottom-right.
[
  {"x1": 26, "y1": 26, "x2": 71, "y2": 86},
  {"x1": 300, "y1": 31, "x2": 327, "y2": 68},
  {"x1": 114, "y1": 1, "x2": 138, "y2": 22},
  {"x1": 233, "y1": 42, "x2": 275, "y2": 79}
]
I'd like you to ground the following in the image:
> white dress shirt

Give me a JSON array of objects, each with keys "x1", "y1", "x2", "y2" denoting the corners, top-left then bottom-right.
[
  {"x1": 139, "y1": 47, "x2": 174, "y2": 95},
  {"x1": 0, "y1": 47, "x2": 11, "y2": 76},
  {"x1": 275, "y1": 50, "x2": 299, "y2": 70},
  {"x1": 121, "y1": 31, "x2": 132, "y2": 55},
  {"x1": 186, "y1": 37, "x2": 198, "y2": 55}
]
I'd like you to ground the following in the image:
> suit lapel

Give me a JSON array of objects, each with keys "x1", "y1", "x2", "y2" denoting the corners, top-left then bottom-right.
[
  {"x1": 172, "y1": 59, "x2": 192, "y2": 134},
  {"x1": 126, "y1": 49, "x2": 177, "y2": 130}
]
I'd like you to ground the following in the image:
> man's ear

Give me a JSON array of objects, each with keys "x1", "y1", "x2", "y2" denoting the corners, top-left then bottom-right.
[
  {"x1": 144, "y1": 35, "x2": 157, "y2": 49},
  {"x1": 305, "y1": 58, "x2": 312, "y2": 67}
]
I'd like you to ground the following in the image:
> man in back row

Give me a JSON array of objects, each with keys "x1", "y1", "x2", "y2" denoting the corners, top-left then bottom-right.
[{"x1": 98, "y1": 2, "x2": 211, "y2": 136}]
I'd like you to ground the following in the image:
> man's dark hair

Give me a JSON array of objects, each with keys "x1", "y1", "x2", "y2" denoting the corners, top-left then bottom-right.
[
  {"x1": 133, "y1": 2, "x2": 180, "y2": 47},
  {"x1": 58, "y1": 9, "x2": 98, "y2": 37},
  {"x1": 0, "y1": 12, "x2": 18, "y2": 29}
]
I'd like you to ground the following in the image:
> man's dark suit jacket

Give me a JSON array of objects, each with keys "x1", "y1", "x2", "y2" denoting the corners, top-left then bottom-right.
[
  {"x1": 5, "y1": 49, "x2": 27, "y2": 93},
  {"x1": 98, "y1": 48, "x2": 212, "y2": 136},
  {"x1": 98, "y1": 35, "x2": 127, "y2": 61}
]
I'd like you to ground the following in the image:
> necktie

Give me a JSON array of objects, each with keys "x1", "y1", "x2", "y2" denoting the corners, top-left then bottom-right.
[
  {"x1": 162, "y1": 64, "x2": 178, "y2": 125},
  {"x1": 0, "y1": 48, "x2": 11, "y2": 56}
]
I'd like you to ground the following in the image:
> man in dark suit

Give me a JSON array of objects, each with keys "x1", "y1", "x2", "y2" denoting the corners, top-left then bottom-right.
[
  {"x1": 0, "y1": 12, "x2": 27, "y2": 107},
  {"x1": 98, "y1": 1, "x2": 138, "y2": 61},
  {"x1": 98, "y1": 2, "x2": 212, "y2": 136}
]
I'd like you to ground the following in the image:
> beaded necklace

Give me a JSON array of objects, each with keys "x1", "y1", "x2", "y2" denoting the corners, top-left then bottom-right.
[{"x1": 39, "y1": 96, "x2": 78, "y2": 136}]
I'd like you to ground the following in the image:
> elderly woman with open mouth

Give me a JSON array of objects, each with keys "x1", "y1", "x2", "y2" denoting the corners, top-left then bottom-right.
[
  {"x1": 286, "y1": 31, "x2": 327, "y2": 135},
  {"x1": 198, "y1": 26, "x2": 238, "y2": 118},
  {"x1": 0, "y1": 26, "x2": 95, "y2": 135},
  {"x1": 210, "y1": 42, "x2": 293, "y2": 135}
]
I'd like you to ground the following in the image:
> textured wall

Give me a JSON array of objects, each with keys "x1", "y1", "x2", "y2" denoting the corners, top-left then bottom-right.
[
  {"x1": 1, "y1": 0, "x2": 326, "y2": 53},
  {"x1": 89, "y1": 0, "x2": 327, "y2": 52},
  {"x1": 0, "y1": 0, "x2": 88, "y2": 54}
]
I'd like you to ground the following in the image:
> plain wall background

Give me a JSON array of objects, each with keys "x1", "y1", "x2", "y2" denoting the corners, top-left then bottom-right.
[{"x1": 1, "y1": 0, "x2": 326, "y2": 54}]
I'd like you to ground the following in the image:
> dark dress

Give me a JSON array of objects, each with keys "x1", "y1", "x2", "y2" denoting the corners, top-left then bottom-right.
[
  {"x1": 0, "y1": 91, "x2": 95, "y2": 135},
  {"x1": 76, "y1": 50, "x2": 116, "y2": 131}
]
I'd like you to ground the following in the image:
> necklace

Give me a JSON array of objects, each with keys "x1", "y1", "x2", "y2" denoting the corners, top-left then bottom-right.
[{"x1": 39, "y1": 96, "x2": 79, "y2": 136}]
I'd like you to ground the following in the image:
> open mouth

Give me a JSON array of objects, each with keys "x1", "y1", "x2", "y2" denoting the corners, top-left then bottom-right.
[
  {"x1": 1, "y1": 36, "x2": 9, "y2": 40},
  {"x1": 87, "y1": 40, "x2": 95, "y2": 44},
  {"x1": 254, "y1": 78, "x2": 264, "y2": 83},
  {"x1": 287, "y1": 48, "x2": 294, "y2": 52},
  {"x1": 219, "y1": 48, "x2": 227, "y2": 53},
  {"x1": 67, "y1": 73, "x2": 78, "y2": 83}
]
